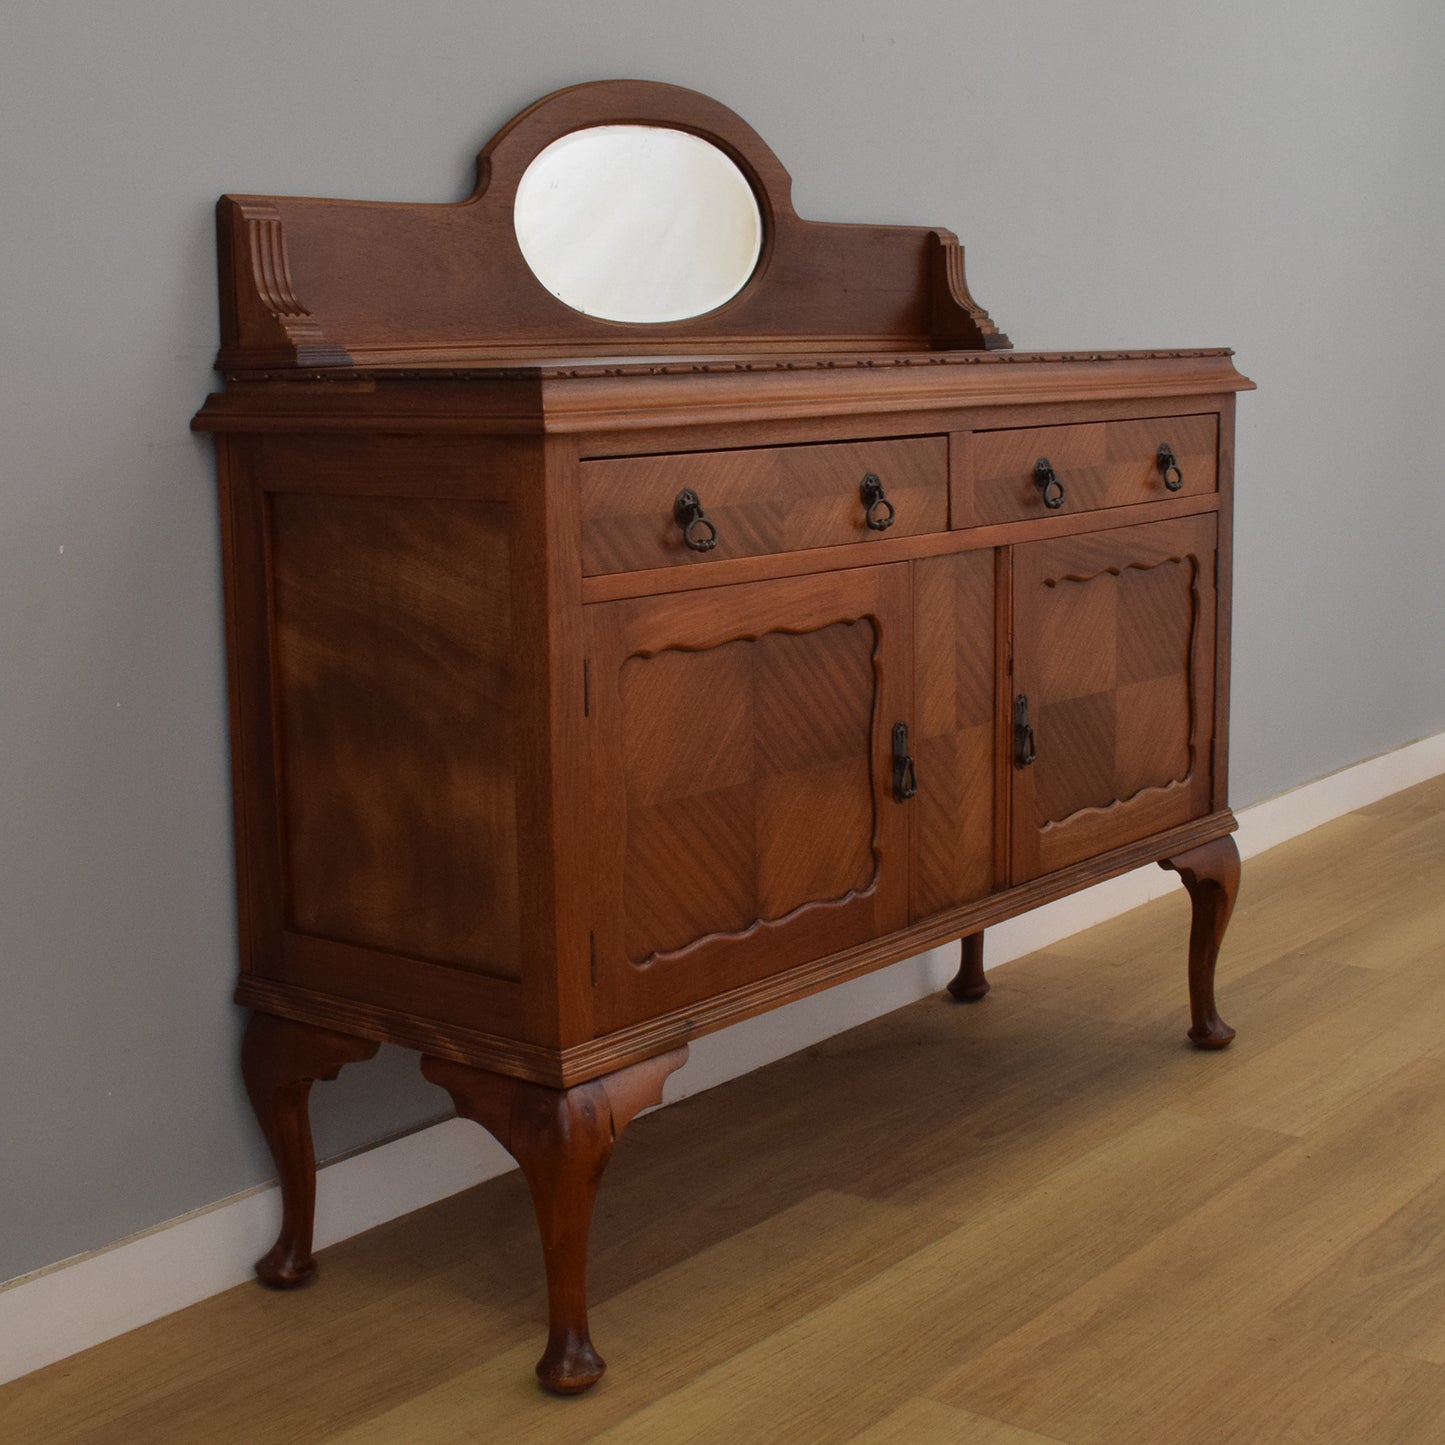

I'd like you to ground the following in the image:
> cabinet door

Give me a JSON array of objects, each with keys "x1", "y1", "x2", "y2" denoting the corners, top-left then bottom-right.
[
  {"x1": 586, "y1": 567, "x2": 911, "y2": 1031},
  {"x1": 1011, "y1": 514, "x2": 1217, "y2": 881}
]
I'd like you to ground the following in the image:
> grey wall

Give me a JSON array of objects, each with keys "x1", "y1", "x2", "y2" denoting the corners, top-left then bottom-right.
[{"x1": 2, "y1": 1, "x2": 1441, "y2": 1283}]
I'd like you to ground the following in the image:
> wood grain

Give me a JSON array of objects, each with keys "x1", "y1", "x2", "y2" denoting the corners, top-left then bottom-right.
[
  {"x1": 421, "y1": 1047, "x2": 687, "y2": 1394},
  {"x1": 932, "y1": 1053, "x2": 1445, "y2": 1442},
  {"x1": 1010, "y1": 513, "x2": 1217, "y2": 881},
  {"x1": 1161, "y1": 833, "x2": 1240, "y2": 1048},
  {"x1": 271, "y1": 492, "x2": 520, "y2": 979},
  {"x1": 581, "y1": 435, "x2": 946, "y2": 575},
  {"x1": 911, "y1": 550, "x2": 996, "y2": 918},
  {"x1": 241, "y1": 1012, "x2": 381, "y2": 1289},
  {"x1": 969, "y1": 412, "x2": 1218, "y2": 525},
  {"x1": 585, "y1": 566, "x2": 912, "y2": 1032},
  {"x1": 580, "y1": 488, "x2": 1219, "y2": 606},
  {"x1": 846, "y1": 1397, "x2": 1066, "y2": 1444}
]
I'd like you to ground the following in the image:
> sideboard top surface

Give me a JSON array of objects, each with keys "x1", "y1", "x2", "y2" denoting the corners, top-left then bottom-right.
[{"x1": 195, "y1": 347, "x2": 1253, "y2": 437}]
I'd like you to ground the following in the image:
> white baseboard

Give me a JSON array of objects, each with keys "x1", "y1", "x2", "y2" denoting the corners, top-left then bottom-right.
[{"x1": 4, "y1": 730, "x2": 1441, "y2": 1384}]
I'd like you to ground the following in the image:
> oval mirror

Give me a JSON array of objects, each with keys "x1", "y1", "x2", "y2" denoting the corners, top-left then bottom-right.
[{"x1": 513, "y1": 125, "x2": 763, "y2": 324}]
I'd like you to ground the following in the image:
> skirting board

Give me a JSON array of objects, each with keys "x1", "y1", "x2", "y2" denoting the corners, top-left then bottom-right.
[{"x1": 4, "y1": 729, "x2": 1442, "y2": 1385}]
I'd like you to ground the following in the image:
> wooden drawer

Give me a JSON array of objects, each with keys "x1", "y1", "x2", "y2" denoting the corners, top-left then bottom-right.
[
  {"x1": 967, "y1": 414, "x2": 1217, "y2": 525},
  {"x1": 580, "y1": 436, "x2": 947, "y2": 575}
]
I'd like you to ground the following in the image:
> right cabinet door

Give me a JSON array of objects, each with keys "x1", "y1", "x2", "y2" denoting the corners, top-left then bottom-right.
[{"x1": 1010, "y1": 513, "x2": 1217, "y2": 882}]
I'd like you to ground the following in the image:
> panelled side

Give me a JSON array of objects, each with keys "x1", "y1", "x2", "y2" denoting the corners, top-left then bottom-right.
[
  {"x1": 270, "y1": 490, "x2": 519, "y2": 979},
  {"x1": 220, "y1": 431, "x2": 548, "y2": 1049}
]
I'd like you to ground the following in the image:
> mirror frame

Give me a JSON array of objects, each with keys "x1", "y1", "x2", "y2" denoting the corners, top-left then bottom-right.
[
  {"x1": 482, "y1": 81, "x2": 781, "y2": 331},
  {"x1": 213, "y1": 80, "x2": 1009, "y2": 370}
]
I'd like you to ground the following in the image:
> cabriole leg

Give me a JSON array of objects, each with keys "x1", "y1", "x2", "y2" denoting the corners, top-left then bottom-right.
[
  {"x1": 240, "y1": 1011, "x2": 380, "y2": 1288},
  {"x1": 946, "y1": 930, "x2": 989, "y2": 1002},
  {"x1": 1161, "y1": 834, "x2": 1241, "y2": 1050},
  {"x1": 422, "y1": 1046, "x2": 687, "y2": 1395}
]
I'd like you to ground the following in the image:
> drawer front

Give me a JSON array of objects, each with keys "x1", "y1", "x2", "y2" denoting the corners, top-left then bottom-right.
[
  {"x1": 580, "y1": 436, "x2": 947, "y2": 576},
  {"x1": 969, "y1": 414, "x2": 1217, "y2": 525}
]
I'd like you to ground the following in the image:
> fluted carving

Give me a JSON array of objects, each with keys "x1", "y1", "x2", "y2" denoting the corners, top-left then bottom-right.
[
  {"x1": 928, "y1": 231, "x2": 1012, "y2": 351},
  {"x1": 246, "y1": 207, "x2": 311, "y2": 319},
  {"x1": 216, "y1": 199, "x2": 349, "y2": 370}
]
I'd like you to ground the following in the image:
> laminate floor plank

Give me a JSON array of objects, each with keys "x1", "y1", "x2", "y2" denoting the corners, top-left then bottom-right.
[
  {"x1": 993, "y1": 789, "x2": 1444, "y2": 1109},
  {"x1": 1163, "y1": 952, "x2": 1445, "y2": 1136},
  {"x1": 844, "y1": 1396, "x2": 1067, "y2": 1444},
  {"x1": 0, "y1": 1231, "x2": 534, "y2": 1444},
  {"x1": 1301, "y1": 888, "x2": 1445, "y2": 974},
  {"x1": 324, "y1": 1190, "x2": 934, "y2": 1445},
  {"x1": 989, "y1": 935, "x2": 1360, "y2": 1063},
  {"x1": 927, "y1": 1053, "x2": 1445, "y2": 1443},
  {"x1": 1274, "y1": 1165, "x2": 1445, "y2": 1366},
  {"x1": 1172, "y1": 1325, "x2": 1445, "y2": 1445},
  {"x1": 1356, "y1": 773, "x2": 1445, "y2": 826},
  {"x1": 572, "y1": 992, "x2": 1149, "y2": 1256},
  {"x1": 2, "y1": 778, "x2": 1440, "y2": 1443},
  {"x1": 0, "y1": 1161, "x2": 553, "y2": 1442},
  {"x1": 1001, "y1": 824, "x2": 1426, "y2": 1038},
  {"x1": 565, "y1": 1112, "x2": 1287, "y2": 1444}
]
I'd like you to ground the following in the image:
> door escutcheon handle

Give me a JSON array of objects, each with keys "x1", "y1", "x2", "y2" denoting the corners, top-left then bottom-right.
[
  {"x1": 892, "y1": 721, "x2": 918, "y2": 801},
  {"x1": 1015, "y1": 694, "x2": 1037, "y2": 768}
]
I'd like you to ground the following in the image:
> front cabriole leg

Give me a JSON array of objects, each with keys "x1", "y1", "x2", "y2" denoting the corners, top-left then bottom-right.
[
  {"x1": 240, "y1": 1010, "x2": 380, "y2": 1287},
  {"x1": 422, "y1": 1046, "x2": 688, "y2": 1394},
  {"x1": 1160, "y1": 834, "x2": 1241, "y2": 1050}
]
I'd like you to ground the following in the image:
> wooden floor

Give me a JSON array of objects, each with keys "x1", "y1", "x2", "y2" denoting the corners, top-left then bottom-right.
[{"x1": 5, "y1": 776, "x2": 1444, "y2": 1444}]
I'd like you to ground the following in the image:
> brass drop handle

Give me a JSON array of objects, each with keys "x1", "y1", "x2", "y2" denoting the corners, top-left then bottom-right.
[
  {"x1": 1157, "y1": 444, "x2": 1185, "y2": 491},
  {"x1": 1033, "y1": 458, "x2": 1066, "y2": 509},
  {"x1": 673, "y1": 488, "x2": 719, "y2": 552},
  {"x1": 1014, "y1": 694, "x2": 1037, "y2": 768},
  {"x1": 892, "y1": 721, "x2": 918, "y2": 802},
  {"x1": 860, "y1": 473, "x2": 896, "y2": 531}
]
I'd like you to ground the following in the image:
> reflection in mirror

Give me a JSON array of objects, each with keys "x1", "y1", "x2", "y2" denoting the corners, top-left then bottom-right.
[{"x1": 514, "y1": 125, "x2": 763, "y2": 324}]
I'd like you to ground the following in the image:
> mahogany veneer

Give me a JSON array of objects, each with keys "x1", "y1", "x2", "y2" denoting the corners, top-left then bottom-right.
[{"x1": 195, "y1": 80, "x2": 1253, "y2": 1396}]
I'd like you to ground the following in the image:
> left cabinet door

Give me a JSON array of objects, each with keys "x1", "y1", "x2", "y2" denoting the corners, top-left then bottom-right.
[{"x1": 585, "y1": 566, "x2": 913, "y2": 1032}]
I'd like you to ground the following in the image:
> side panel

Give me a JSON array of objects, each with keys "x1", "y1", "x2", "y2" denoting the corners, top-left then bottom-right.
[
  {"x1": 270, "y1": 492, "x2": 520, "y2": 979},
  {"x1": 222, "y1": 433, "x2": 535, "y2": 1043}
]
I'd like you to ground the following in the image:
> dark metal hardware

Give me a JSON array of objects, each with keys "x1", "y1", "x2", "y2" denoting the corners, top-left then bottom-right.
[
  {"x1": 860, "y1": 472, "x2": 896, "y2": 531},
  {"x1": 892, "y1": 721, "x2": 918, "y2": 802},
  {"x1": 1033, "y1": 457, "x2": 1066, "y2": 509},
  {"x1": 1158, "y1": 443, "x2": 1185, "y2": 491},
  {"x1": 1014, "y1": 694, "x2": 1037, "y2": 768},
  {"x1": 673, "y1": 488, "x2": 719, "y2": 551}
]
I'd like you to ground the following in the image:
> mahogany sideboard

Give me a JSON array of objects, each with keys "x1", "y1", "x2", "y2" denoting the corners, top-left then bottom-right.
[{"x1": 194, "y1": 80, "x2": 1253, "y2": 1394}]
